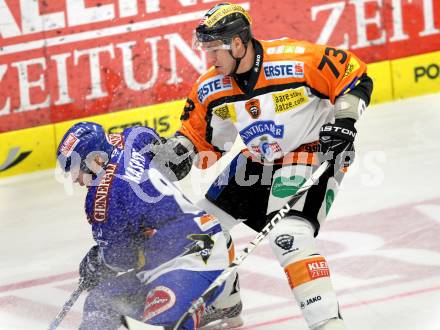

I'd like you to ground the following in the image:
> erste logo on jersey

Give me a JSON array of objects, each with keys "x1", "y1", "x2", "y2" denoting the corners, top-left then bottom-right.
[
  {"x1": 197, "y1": 75, "x2": 232, "y2": 103},
  {"x1": 263, "y1": 61, "x2": 304, "y2": 79},
  {"x1": 239, "y1": 120, "x2": 284, "y2": 144},
  {"x1": 93, "y1": 163, "x2": 117, "y2": 222}
]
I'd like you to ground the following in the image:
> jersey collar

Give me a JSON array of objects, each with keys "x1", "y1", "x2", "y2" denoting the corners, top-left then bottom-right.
[{"x1": 233, "y1": 39, "x2": 263, "y2": 94}]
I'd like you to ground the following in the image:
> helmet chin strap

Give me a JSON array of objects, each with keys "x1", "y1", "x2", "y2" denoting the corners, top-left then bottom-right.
[{"x1": 228, "y1": 41, "x2": 249, "y2": 75}]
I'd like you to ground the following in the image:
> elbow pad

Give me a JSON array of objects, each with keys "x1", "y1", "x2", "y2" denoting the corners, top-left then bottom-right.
[
  {"x1": 334, "y1": 73, "x2": 373, "y2": 121},
  {"x1": 334, "y1": 93, "x2": 366, "y2": 121}
]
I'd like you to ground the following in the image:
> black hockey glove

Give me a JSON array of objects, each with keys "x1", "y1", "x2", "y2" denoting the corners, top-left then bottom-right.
[
  {"x1": 79, "y1": 245, "x2": 117, "y2": 290},
  {"x1": 150, "y1": 136, "x2": 194, "y2": 181},
  {"x1": 319, "y1": 118, "x2": 357, "y2": 170}
]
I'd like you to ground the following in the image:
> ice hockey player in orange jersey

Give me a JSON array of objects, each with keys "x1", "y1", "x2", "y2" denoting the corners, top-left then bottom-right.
[{"x1": 152, "y1": 2, "x2": 373, "y2": 329}]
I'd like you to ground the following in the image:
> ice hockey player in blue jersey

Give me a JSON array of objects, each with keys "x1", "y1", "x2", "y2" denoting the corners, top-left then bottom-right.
[{"x1": 56, "y1": 121, "x2": 243, "y2": 330}]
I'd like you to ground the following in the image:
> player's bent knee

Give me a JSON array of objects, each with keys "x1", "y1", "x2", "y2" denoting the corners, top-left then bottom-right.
[
  {"x1": 196, "y1": 198, "x2": 241, "y2": 231},
  {"x1": 268, "y1": 217, "x2": 316, "y2": 266}
]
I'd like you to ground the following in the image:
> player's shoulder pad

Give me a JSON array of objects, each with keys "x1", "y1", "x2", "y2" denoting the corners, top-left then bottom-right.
[
  {"x1": 196, "y1": 66, "x2": 218, "y2": 84},
  {"x1": 260, "y1": 38, "x2": 309, "y2": 58},
  {"x1": 84, "y1": 162, "x2": 119, "y2": 224},
  {"x1": 122, "y1": 126, "x2": 161, "y2": 152},
  {"x1": 195, "y1": 68, "x2": 233, "y2": 105}
]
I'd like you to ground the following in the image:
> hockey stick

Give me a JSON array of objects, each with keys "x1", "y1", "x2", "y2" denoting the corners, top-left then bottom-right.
[
  {"x1": 48, "y1": 278, "x2": 87, "y2": 330},
  {"x1": 48, "y1": 278, "x2": 131, "y2": 330},
  {"x1": 172, "y1": 160, "x2": 331, "y2": 330}
]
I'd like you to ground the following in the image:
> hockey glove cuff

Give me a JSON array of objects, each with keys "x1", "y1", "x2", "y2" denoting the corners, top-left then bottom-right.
[{"x1": 319, "y1": 118, "x2": 357, "y2": 170}]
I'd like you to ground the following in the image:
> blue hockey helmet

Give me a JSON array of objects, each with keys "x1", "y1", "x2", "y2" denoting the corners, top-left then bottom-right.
[{"x1": 57, "y1": 122, "x2": 113, "y2": 173}]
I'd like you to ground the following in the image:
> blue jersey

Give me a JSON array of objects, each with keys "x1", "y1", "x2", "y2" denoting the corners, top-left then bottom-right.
[{"x1": 84, "y1": 127, "x2": 227, "y2": 279}]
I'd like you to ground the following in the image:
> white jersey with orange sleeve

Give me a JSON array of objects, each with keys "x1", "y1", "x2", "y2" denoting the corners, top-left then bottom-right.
[{"x1": 178, "y1": 38, "x2": 368, "y2": 167}]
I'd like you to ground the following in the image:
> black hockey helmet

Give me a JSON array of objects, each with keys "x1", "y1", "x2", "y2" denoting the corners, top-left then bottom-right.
[{"x1": 193, "y1": 3, "x2": 252, "y2": 50}]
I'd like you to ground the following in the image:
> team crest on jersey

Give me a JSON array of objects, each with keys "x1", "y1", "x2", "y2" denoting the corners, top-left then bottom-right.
[
  {"x1": 275, "y1": 234, "x2": 295, "y2": 250},
  {"x1": 197, "y1": 75, "x2": 233, "y2": 103},
  {"x1": 245, "y1": 99, "x2": 261, "y2": 119},
  {"x1": 252, "y1": 138, "x2": 282, "y2": 161},
  {"x1": 263, "y1": 61, "x2": 304, "y2": 79},
  {"x1": 92, "y1": 163, "x2": 117, "y2": 222},
  {"x1": 142, "y1": 286, "x2": 176, "y2": 322},
  {"x1": 183, "y1": 233, "x2": 215, "y2": 264},
  {"x1": 251, "y1": 141, "x2": 282, "y2": 154}
]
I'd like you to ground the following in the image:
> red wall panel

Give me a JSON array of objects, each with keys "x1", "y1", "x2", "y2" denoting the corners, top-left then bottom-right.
[{"x1": 0, "y1": 0, "x2": 439, "y2": 132}]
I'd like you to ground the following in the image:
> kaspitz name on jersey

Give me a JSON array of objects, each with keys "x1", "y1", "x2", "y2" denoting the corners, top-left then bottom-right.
[
  {"x1": 123, "y1": 150, "x2": 146, "y2": 184},
  {"x1": 239, "y1": 120, "x2": 284, "y2": 144},
  {"x1": 197, "y1": 75, "x2": 232, "y2": 103},
  {"x1": 263, "y1": 61, "x2": 304, "y2": 79}
]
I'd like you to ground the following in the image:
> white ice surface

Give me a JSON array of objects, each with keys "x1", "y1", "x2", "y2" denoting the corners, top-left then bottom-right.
[{"x1": 1, "y1": 93, "x2": 439, "y2": 329}]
